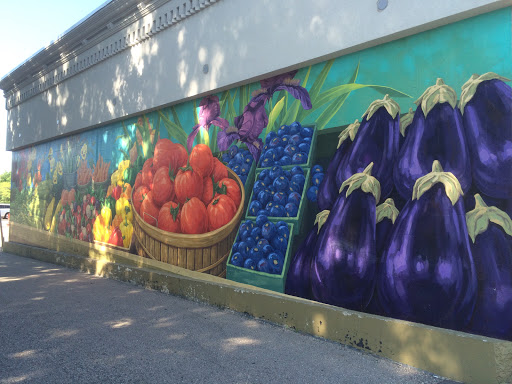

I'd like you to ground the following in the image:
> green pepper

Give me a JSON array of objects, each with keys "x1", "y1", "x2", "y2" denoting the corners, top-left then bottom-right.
[
  {"x1": 104, "y1": 196, "x2": 116, "y2": 216},
  {"x1": 122, "y1": 165, "x2": 137, "y2": 186}
]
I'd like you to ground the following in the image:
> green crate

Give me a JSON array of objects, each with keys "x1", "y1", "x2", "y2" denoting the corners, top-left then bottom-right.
[
  {"x1": 226, "y1": 222, "x2": 294, "y2": 293},
  {"x1": 245, "y1": 168, "x2": 311, "y2": 235},
  {"x1": 256, "y1": 124, "x2": 317, "y2": 172}
]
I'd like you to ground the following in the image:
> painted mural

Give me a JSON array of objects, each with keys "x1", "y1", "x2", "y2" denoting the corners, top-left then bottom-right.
[{"x1": 9, "y1": 9, "x2": 512, "y2": 342}]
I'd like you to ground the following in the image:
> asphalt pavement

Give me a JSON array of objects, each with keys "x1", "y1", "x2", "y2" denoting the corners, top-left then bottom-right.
[{"x1": 0, "y1": 252, "x2": 460, "y2": 384}]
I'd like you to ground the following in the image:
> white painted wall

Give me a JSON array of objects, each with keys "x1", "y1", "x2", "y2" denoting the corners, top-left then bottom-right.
[{"x1": 6, "y1": 0, "x2": 511, "y2": 150}]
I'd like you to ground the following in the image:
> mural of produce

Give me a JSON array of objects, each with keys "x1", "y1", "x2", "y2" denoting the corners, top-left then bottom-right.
[{"x1": 9, "y1": 9, "x2": 512, "y2": 343}]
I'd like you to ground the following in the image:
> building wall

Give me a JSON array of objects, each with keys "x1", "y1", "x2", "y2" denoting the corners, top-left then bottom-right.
[
  {"x1": 5, "y1": 0, "x2": 510, "y2": 150},
  {"x1": 9, "y1": 7, "x2": 512, "y2": 343}
]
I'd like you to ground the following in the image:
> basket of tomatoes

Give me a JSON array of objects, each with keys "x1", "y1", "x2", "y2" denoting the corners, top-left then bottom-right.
[{"x1": 130, "y1": 141, "x2": 245, "y2": 277}]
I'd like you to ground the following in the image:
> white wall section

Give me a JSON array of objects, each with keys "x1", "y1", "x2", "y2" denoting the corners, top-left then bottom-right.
[{"x1": 2, "y1": 0, "x2": 511, "y2": 150}]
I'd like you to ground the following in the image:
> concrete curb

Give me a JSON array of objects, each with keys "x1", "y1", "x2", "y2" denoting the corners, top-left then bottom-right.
[{"x1": 4, "y1": 241, "x2": 512, "y2": 384}]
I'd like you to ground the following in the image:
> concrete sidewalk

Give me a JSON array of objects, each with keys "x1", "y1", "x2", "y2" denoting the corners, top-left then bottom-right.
[{"x1": 0, "y1": 252, "x2": 458, "y2": 384}]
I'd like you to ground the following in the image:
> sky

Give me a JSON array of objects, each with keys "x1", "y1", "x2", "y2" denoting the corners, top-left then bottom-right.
[{"x1": 0, "y1": 0, "x2": 110, "y2": 174}]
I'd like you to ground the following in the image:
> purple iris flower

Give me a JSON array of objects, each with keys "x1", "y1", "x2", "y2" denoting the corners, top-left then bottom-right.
[
  {"x1": 218, "y1": 70, "x2": 312, "y2": 162},
  {"x1": 187, "y1": 95, "x2": 229, "y2": 152}
]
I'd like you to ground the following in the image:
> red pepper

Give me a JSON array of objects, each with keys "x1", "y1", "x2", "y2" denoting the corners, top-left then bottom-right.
[
  {"x1": 112, "y1": 186, "x2": 122, "y2": 201},
  {"x1": 91, "y1": 196, "x2": 96, "y2": 205},
  {"x1": 108, "y1": 226, "x2": 124, "y2": 247}
]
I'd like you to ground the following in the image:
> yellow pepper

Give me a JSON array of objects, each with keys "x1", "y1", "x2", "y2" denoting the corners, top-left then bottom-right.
[
  {"x1": 111, "y1": 170, "x2": 120, "y2": 186},
  {"x1": 118, "y1": 160, "x2": 130, "y2": 173},
  {"x1": 101, "y1": 205, "x2": 112, "y2": 227},
  {"x1": 115, "y1": 197, "x2": 133, "y2": 222},
  {"x1": 93, "y1": 215, "x2": 111, "y2": 243},
  {"x1": 120, "y1": 217, "x2": 133, "y2": 248}
]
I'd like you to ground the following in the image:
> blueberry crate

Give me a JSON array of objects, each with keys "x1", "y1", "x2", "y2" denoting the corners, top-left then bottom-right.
[
  {"x1": 256, "y1": 124, "x2": 317, "y2": 172},
  {"x1": 245, "y1": 167, "x2": 311, "y2": 235},
  {"x1": 226, "y1": 222, "x2": 294, "y2": 293}
]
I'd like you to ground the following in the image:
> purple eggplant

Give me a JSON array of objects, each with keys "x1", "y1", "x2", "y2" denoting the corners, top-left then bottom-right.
[
  {"x1": 394, "y1": 79, "x2": 472, "y2": 200},
  {"x1": 376, "y1": 198, "x2": 399, "y2": 258},
  {"x1": 398, "y1": 107, "x2": 414, "y2": 150},
  {"x1": 466, "y1": 194, "x2": 512, "y2": 340},
  {"x1": 285, "y1": 210, "x2": 329, "y2": 299},
  {"x1": 336, "y1": 95, "x2": 400, "y2": 201},
  {"x1": 317, "y1": 120, "x2": 360, "y2": 211},
  {"x1": 312, "y1": 163, "x2": 380, "y2": 310},
  {"x1": 460, "y1": 73, "x2": 512, "y2": 199},
  {"x1": 378, "y1": 160, "x2": 477, "y2": 330}
]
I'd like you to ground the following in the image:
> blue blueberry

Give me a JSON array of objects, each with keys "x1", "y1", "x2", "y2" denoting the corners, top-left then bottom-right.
[
  {"x1": 240, "y1": 164, "x2": 249, "y2": 176},
  {"x1": 233, "y1": 164, "x2": 241, "y2": 174},
  {"x1": 271, "y1": 236, "x2": 288, "y2": 252},
  {"x1": 274, "y1": 146, "x2": 284, "y2": 159},
  {"x1": 290, "y1": 174, "x2": 306, "y2": 192},
  {"x1": 244, "y1": 156, "x2": 253, "y2": 166},
  {"x1": 275, "y1": 220, "x2": 288, "y2": 228},
  {"x1": 273, "y1": 176, "x2": 290, "y2": 192},
  {"x1": 290, "y1": 166, "x2": 304, "y2": 176},
  {"x1": 265, "y1": 131, "x2": 277, "y2": 143},
  {"x1": 245, "y1": 220, "x2": 255, "y2": 231},
  {"x1": 222, "y1": 154, "x2": 230, "y2": 163},
  {"x1": 243, "y1": 258, "x2": 257, "y2": 270},
  {"x1": 257, "y1": 190, "x2": 273, "y2": 206},
  {"x1": 312, "y1": 172, "x2": 324, "y2": 187},
  {"x1": 234, "y1": 153, "x2": 244, "y2": 164},
  {"x1": 238, "y1": 223, "x2": 248, "y2": 237},
  {"x1": 265, "y1": 149, "x2": 276, "y2": 161},
  {"x1": 284, "y1": 145, "x2": 298, "y2": 158},
  {"x1": 255, "y1": 215, "x2": 268, "y2": 227},
  {"x1": 240, "y1": 229, "x2": 250, "y2": 241},
  {"x1": 257, "y1": 258, "x2": 272, "y2": 273},
  {"x1": 250, "y1": 227, "x2": 262, "y2": 241},
  {"x1": 290, "y1": 134, "x2": 301, "y2": 146},
  {"x1": 280, "y1": 135, "x2": 290, "y2": 147},
  {"x1": 253, "y1": 180, "x2": 266, "y2": 195},
  {"x1": 231, "y1": 252, "x2": 244, "y2": 267},
  {"x1": 306, "y1": 186, "x2": 318, "y2": 202},
  {"x1": 298, "y1": 143, "x2": 310, "y2": 155},
  {"x1": 270, "y1": 204, "x2": 285, "y2": 217},
  {"x1": 287, "y1": 191, "x2": 301, "y2": 206},
  {"x1": 263, "y1": 176, "x2": 273, "y2": 187},
  {"x1": 268, "y1": 253, "x2": 285, "y2": 274},
  {"x1": 245, "y1": 236, "x2": 256, "y2": 248},
  {"x1": 258, "y1": 169, "x2": 270, "y2": 181},
  {"x1": 250, "y1": 246, "x2": 263, "y2": 260},
  {"x1": 265, "y1": 201, "x2": 274, "y2": 212},
  {"x1": 269, "y1": 137, "x2": 282, "y2": 148},
  {"x1": 262, "y1": 244, "x2": 274, "y2": 256},
  {"x1": 300, "y1": 126, "x2": 313, "y2": 138},
  {"x1": 248, "y1": 200, "x2": 262, "y2": 216},
  {"x1": 284, "y1": 170, "x2": 292, "y2": 180},
  {"x1": 279, "y1": 156, "x2": 292, "y2": 166},
  {"x1": 277, "y1": 125, "x2": 289, "y2": 137},
  {"x1": 259, "y1": 157, "x2": 272, "y2": 168},
  {"x1": 261, "y1": 221, "x2": 276, "y2": 239},
  {"x1": 228, "y1": 160, "x2": 236, "y2": 169},
  {"x1": 277, "y1": 225, "x2": 290, "y2": 240},
  {"x1": 273, "y1": 191, "x2": 287, "y2": 205},
  {"x1": 303, "y1": 137, "x2": 312, "y2": 145},
  {"x1": 312, "y1": 164, "x2": 324, "y2": 174},
  {"x1": 238, "y1": 241, "x2": 251, "y2": 257},
  {"x1": 289, "y1": 123, "x2": 301, "y2": 136},
  {"x1": 292, "y1": 152, "x2": 307, "y2": 165},
  {"x1": 257, "y1": 238, "x2": 270, "y2": 248},
  {"x1": 229, "y1": 145, "x2": 239, "y2": 157},
  {"x1": 285, "y1": 202, "x2": 299, "y2": 217},
  {"x1": 240, "y1": 175, "x2": 247, "y2": 185},
  {"x1": 257, "y1": 209, "x2": 270, "y2": 217},
  {"x1": 269, "y1": 166, "x2": 284, "y2": 180}
]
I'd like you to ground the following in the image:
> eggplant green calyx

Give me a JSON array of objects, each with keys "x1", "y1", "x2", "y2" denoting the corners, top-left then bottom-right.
[
  {"x1": 415, "y1": 78, "x2": 458, "y2": 118},
  {"x1": 376, "y1": 198, "x2": 399, "y2": 224},
  {"x1": 466, "y1": 194, "x2": 512, "y2": 243},
  {"x1": 362, "y1": 94, "x2": 400, "y2": 120},
  {"x1": 340, "y1": 162, "x2": 381, "y2": 203},
  {"x1": 400, "y1": 108, "x2": 415, "y2": 137},
  {"x1": 337, "y1": 120, "x2": 360, "y2": 149},
  {"x1": 459, "y1": 72, "x2": 511, "y2": 113},
  {"x1": 412, "y1": 160, "x2": 463, "y2": 206},
  {"x1": 315, "y1": 210, "x2": 331, "y2": 234}
]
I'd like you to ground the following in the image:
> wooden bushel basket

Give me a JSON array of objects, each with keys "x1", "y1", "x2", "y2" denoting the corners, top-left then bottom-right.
[{"x1": 131, "y1": 168, "x2": 245, "y2": 277}]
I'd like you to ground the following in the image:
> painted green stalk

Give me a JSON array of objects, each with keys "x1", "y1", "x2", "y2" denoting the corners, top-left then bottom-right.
[
  {"x1": 376, "y1": 198, "x2": 399, "y2": 224},
  {"x1": 340, "y1": 162, "x2": 381, "y2": 203},
  {"x1": 415, "y1": 78, "x2": 457, "y2": 118},
  {"x1": 412, "y1": 160, "x2": 463, "y2": 206},
  {"x1": 466, "y1": 194, "x2": 512, "y2": 243}
]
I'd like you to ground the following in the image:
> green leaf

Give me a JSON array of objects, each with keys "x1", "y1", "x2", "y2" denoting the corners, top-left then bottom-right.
[
  {"x1": 301, "y1": 65, "x2": 312, "y2": 88},
  {"x1": 170, "y1": 106, "x2": 183, "y2": 130},
  {"x1": 265, "y1": 96, "x2": 285, "y2": 137},
  {"x1": 227, "y1": 90, "x2": 237, "y2": 123},
  {"x1": 193, "y1": 99, "x2": 199, "y2": 125},
  {"x1": 120, "y1": 149, "x2": 130, "y2": 161},
  {"x1": 158, "y1": 110, "x2": 188, "y2": 148},
  {"x1": 239, "y1": 85, "x2": 248, "y2": 116},
  {"x1": 315, "y1": 92, "x2": 351, "y2": 131},
  {"x1": 281, "y1": 99, "x2": 301, "y2": 126}
]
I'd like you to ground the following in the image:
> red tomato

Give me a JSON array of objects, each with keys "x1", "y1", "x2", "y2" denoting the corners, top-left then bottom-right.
[
  {"x1": 207, "y1": 195, "x2": 236, "y2": 231},
  {"x1": 152, "y1": 166, "x2": 175, "y2": 206},
  {"x1": 158, "y1": 201, "x2": 181, "y2": 233},
  {"x1": 133, "y1": 185, "x2": 150, "y2": 214},
  {"x1": 212, "y1": 158, "x2": 228, "y2": 184},
  {"x1": 189, "y1": 144, "x2": 214, "y2": 177},
  {"x1": 180, "y1": 197, "x2": 208, "y2": 234},
  {"x1": 133, "y1": 171, "x2": 142, "y2": 191},
  {"x1": 153, "y1": 139, "x2": 189, "y2": 174},
  {"x1": 201, "y1": 176, "x2": 215, "y2": 206},
  {"x1": 140, "y1": 191, "x2": 160, "y2": 226},
  {"x1": 215, "y1": 178, "x2": 241, "y2": 209},
  {"x1": 142, "y1": 158, "x2": 155, "y2": 189},
  {"x1": 174, "y1": 165, "x2": 203, "y2": 204}
]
